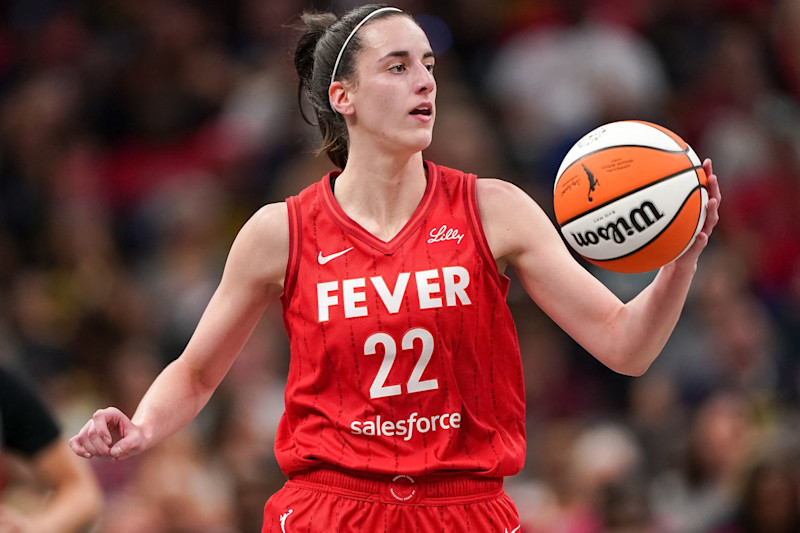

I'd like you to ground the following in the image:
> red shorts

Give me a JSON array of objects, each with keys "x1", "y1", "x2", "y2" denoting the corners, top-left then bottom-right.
[{"x1": 261, "y1": 467, "x2": 520, "y2": 532}]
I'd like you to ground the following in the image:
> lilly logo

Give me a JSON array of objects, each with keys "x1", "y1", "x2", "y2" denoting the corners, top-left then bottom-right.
[{"x1": 428, "y1": 224, "x2": 464, "y2": 245}]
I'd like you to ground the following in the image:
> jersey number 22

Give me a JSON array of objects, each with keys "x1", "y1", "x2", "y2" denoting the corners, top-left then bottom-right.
[{"x1": 365, "y1": 328, "x2": 438, "y2": 399}]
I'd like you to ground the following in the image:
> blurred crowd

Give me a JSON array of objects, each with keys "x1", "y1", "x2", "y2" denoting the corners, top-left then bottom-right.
[{"x1": 1, "y1": 0, "x2": 799, "y2": 532}]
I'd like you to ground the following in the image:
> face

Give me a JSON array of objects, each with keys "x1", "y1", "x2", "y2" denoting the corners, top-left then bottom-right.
[{"x1": 333, "y1": 16, "x2": 436, "y2": 156}]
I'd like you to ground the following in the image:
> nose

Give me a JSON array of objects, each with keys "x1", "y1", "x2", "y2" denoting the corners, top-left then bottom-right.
[{"x1": 414, "y1": 63, "x2": 435, "y2": 94}]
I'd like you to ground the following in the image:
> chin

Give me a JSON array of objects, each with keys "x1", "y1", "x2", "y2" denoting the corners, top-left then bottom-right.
[
  {"x1": 382, "y1": 127, "x2": 433, "y2": 157},
  {"x1": 407, "y1": 131, "x2": 434, "y2": 153}
]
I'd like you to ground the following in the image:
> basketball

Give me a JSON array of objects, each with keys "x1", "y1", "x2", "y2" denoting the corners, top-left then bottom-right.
[{"x1": 553, "y1": 120, "x2": 708, "y2": 273}]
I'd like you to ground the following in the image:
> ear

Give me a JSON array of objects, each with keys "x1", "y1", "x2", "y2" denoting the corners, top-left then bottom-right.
[{"x1": 329, "y1": 81, "x2": 354, "y2": 115}]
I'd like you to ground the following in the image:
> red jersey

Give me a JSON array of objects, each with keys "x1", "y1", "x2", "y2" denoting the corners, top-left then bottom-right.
[{"x1": 276, "y1": 162, "x2": 525, "y2": 478}]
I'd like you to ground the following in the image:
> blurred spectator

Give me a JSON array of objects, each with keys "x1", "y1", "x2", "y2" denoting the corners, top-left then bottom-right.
[
  {"x1": 0, "y1": 365, "x2": 102, "y2": 533},
  {"x1": 712, "y1": 453, "x2": 800, "y2": 533},
  {"x1": 485, "y1": 3, "x2": 667, "y2": 180},
  {"x1": 628, "y1": 372, "x2": 687, "y2": 477},
  {"x1": 509, "y1": 420, "x2": 660, "y2": 533},
  {"x1": 93, "y1": 428, "x2": 235, "y2": 533},
  {"x1": 651, "y1": 391, "x2": 756, "y2": 533}
]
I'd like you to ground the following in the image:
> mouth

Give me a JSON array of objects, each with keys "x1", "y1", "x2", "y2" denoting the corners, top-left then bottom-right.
[
  {"x1": 409, "y1": 104, "x2": 433, "y2": 123},
  {"x1": 409, "y1": 104, "x2": 433, "y2": 117}
]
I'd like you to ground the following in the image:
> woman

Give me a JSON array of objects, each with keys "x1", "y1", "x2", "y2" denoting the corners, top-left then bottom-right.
[{"x1": 70, "y1": 5, "x2": 721, "y2": 532}]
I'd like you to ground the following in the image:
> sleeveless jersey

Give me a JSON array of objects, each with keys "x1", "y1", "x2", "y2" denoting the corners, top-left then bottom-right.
[{"x1": 277, "y1": 161, "x2": 525, "y2": 478}]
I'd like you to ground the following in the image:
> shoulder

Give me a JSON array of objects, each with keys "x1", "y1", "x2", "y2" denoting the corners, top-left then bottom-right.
[
  {"x1": 475, "y1": 177, "x2": 556, "y2": 262},
  {"x1": 246, "y1": 201, "x2": 289, "y2": 234},
  {"x1": 474, "y1": 177, "x2": 554, "y2": 225},
  {"x1": 475, "y1": 177, "x2": 529, "y2": 206},
  {"x1": 236, "y1": 202, "x2": 289, "y2": 250},
  {"x1": 225, "y1": 202, "x2": 289, "y2": 289}
]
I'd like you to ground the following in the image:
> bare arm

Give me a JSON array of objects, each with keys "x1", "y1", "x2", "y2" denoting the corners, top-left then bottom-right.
[
  {"x1": 0, "y1": 439, "x2": 103, "y2": 533},
  {"x1": 478, "y1": 160, "x2": 721, "y2": 376},
  {"x1": 70, "y1": 202, "x2": 289, "y2": 459}
]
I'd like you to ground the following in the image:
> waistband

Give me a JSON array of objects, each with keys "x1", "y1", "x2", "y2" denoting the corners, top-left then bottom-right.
[{"x1": 287, "y1": 467, "x2": 504, "y2": 505}]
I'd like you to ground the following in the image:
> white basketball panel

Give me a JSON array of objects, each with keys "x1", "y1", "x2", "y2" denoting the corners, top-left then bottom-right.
[
  {"x1": 686, "y1": 145, "x2": 702, "y2": 167},
  {"x1": 559, "y1": 170, "x2": 701, "y2": 260},
  {"x1": 555, "y1": 121, "x2": 686, "y2": 188}
]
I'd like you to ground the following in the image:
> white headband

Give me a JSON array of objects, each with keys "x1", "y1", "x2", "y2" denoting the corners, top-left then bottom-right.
[{"x1": 329, "y1": 6, "x2": 403, "y2": 112}]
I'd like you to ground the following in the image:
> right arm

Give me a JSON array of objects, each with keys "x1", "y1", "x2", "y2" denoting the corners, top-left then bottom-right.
[{"x1": 69, "y1": 202, "x2": 289, "y2": 460}]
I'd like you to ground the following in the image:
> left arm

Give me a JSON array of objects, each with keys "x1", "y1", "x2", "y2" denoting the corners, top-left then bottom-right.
[{"x1": 478, "y1": 159, "x2": 721, "y2": 375}]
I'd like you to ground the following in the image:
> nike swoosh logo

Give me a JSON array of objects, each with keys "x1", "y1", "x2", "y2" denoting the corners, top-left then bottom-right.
[
  {"x1": 318, "y1": 247, "x2": 354, "y2": 265},
  {"x1": 505, "y1": 527, "x2": 521, "y2": 533}
]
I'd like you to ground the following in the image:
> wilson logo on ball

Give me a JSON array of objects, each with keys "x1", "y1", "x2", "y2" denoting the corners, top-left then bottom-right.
[
  {"x1": 570, "y1": 200, "x2": 665, "y2": 247},
  {"x1": 553, "y1": 120, "x2": 708, "y2": 274}
]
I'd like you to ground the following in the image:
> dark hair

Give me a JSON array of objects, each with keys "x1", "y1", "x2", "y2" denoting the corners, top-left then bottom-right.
[{"x1": 294, "y1": 4, "x2": 409, "y2": 169}]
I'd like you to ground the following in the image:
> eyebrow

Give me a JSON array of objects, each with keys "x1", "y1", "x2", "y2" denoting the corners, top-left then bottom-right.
[{"x1": 379, "y1": 50, "x2": 435, "y2": 62}]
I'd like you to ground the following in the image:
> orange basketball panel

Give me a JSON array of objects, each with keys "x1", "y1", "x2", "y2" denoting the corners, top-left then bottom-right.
[
  {"x1": 695, "y1": 165, "x2": 708, "y2": 187},
  {"x1": 554, "y1": 147, "x2": 695, "y2": 223},
  {"x1": 585, "y1": 188, "x2": 704, "y2": 273}
]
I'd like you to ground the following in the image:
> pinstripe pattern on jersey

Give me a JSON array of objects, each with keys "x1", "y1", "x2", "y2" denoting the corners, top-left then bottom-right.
[{"x1": 276, "y1": 162, "x2": 525, "y2": 478}]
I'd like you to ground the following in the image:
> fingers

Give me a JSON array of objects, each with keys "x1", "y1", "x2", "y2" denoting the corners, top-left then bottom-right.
[
  {"x1": 69, "y1": 419, "x2": 98, "y2": 458},
  {"x1": 69, "y1": 407, "x2": 142, "y2": 461},
  {"x1": 91, "y1": 410, "x2": 113, "y2": 455},
  {"x1": 670, "y1": 158, "x2": 720, "y2": 269},
  {"x1": 703, "y1": 158, "x2": 722, "y2": 204},
  {"x1": 108, "y1": 432, "x2": 144, "y2": 461},
  {"x1": 702, "y1": 157, "x2": 713, "y2": 178},
  {"x1": 701, "y1": 158, "x2": 721, "y2": 237}
]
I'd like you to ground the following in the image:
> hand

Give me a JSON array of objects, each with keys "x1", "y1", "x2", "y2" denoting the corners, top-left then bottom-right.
[
  {"x1": 673, "y1": 158, "x2": 721, "y2": 269},
  {"x1": 69, "y1": 407, "x2": 146, "y2": 461}
]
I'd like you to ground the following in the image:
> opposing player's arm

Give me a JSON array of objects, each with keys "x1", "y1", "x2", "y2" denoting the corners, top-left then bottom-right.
[
  {"x1": 477, "y1": 173, "x2": 719, "y2": 376},
  {"x1": 71, "y1": 202, "x2": 289, "y2": 460},
  {"x1": 23, "y1": 438, "x2": 103, "y2": 533}
]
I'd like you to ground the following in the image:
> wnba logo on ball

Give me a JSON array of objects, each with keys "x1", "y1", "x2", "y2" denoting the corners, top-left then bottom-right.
[{"x1": 570, "y1": 201, "x2": 665, "y2": 247}]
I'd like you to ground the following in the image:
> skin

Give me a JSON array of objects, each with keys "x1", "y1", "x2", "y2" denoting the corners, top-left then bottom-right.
[
  {"x1": 0, "y1": 439, "x2": 102, "y2": 533},
  {"x1": 70, "y1": 14, "x2": 721, "y2": 461}
]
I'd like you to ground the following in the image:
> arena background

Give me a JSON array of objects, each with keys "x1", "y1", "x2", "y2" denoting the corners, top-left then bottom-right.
[{"x1": 1, "y1": 0, "x2": 799, "y2": 531}]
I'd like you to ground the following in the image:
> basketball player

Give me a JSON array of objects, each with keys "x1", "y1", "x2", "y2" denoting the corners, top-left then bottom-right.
[{"x1": 69, "y1": 4, "x2": 721, "y2": 532}]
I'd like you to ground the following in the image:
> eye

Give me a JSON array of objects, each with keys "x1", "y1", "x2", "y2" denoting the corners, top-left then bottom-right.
[
  {"x1": 389, "y1": 63, "x2": 406, "y2": 73},
  {"x1": 425, "y1": 63, "x2": 435, "y2": 73}
]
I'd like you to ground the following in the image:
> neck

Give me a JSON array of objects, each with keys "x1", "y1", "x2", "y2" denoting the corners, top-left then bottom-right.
[{"x1": 332, "y1": 151, "x2": 428, "y2": 242}]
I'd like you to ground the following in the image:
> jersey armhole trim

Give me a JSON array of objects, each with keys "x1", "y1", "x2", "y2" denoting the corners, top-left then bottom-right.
[
  {"x1": 283, "y1": 195, "x2": 302, "y2": 302},
  {"x1": 464, "y1": 174, "x2": 505, "y2": 287}
]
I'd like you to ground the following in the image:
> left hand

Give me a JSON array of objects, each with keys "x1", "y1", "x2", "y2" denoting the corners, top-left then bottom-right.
[{"x1": 672, "y1": 158, "x2": 721, "y2": 269}]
